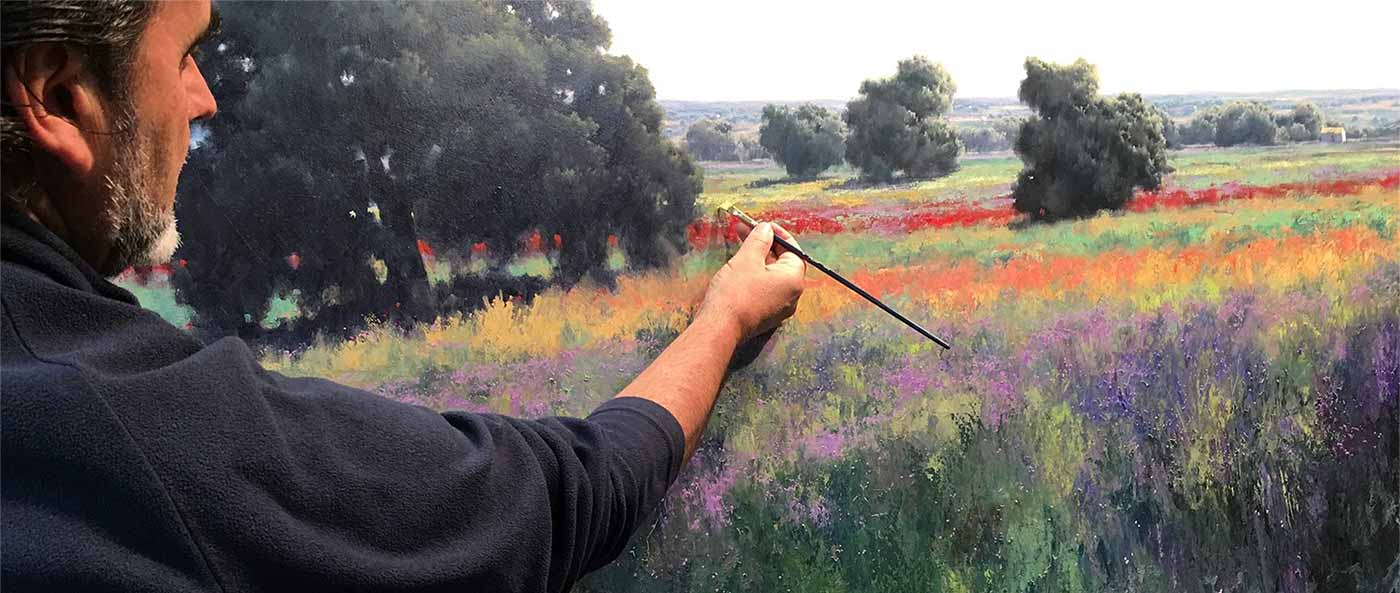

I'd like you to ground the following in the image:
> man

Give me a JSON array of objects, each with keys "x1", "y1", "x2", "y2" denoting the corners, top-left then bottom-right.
[{"x1": 0, "y1": 1, "x2": 805, "y2": 591}]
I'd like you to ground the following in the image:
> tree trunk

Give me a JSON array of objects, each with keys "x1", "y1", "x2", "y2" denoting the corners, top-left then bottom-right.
[{"x1": 368, "y1": 166, "x2": 436, "y2": 328}]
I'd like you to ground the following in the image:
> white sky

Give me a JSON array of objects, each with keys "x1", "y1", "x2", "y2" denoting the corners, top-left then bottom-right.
[{"x1": 590, "y1": 0, "x2": 1400, "y2": 101}]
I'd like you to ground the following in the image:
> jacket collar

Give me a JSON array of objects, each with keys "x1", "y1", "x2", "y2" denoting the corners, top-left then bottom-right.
[{"x1": 1, "y1": 206, "x2": 140, "y2": 306}]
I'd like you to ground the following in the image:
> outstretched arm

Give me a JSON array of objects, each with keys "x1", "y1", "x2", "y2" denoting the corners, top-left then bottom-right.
[{"x1": 617, "y1": 222, "x2": 806, "y2": 462}]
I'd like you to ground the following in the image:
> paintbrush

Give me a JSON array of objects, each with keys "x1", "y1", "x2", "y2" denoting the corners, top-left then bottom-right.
[{"x1": 718, "y1": 203, "x2": 952, "y2": 350}]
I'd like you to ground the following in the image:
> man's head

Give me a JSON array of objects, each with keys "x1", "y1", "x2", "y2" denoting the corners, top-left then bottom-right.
[{"x1": 2, "y1": 0, "x2": 218, "y2": 276}]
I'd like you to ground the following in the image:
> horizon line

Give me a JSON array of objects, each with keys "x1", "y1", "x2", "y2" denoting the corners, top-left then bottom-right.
[{"x1": 657, "y1": 87, "x2": 1400, "y2": 104}]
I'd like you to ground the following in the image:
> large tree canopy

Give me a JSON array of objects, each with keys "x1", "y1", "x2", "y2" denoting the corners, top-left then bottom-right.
[
  {"x1": 175, "y1": 1, "x2": 699, "y2": 347},
  {"x1": 843, "y1": 56, "x2": 961, "y2": 182},
  {"x1": 758, "y1": 104, "x2": 845, "y2": 178},
  {"x1": 1010, "y1": 58, "x2": 1170, "y2": 221}
]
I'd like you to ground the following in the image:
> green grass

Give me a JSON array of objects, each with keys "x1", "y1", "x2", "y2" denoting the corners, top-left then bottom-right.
[
  {"x1": 1166, "y1": 141, "x2": 1400, "y2": 187},
  {"x1": 698, "y1": 157, "x2": 1021, "y2": 211}
]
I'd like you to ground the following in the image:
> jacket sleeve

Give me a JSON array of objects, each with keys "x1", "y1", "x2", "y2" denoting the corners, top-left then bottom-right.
[
  {"x1": 108, "y1": 338, "x2": 685, "y2": 593},
  {"x1": 453, "y1": 397, "x2": 687, "y2": 584}
]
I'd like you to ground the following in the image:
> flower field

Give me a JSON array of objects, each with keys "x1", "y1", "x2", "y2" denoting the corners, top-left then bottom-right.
[{"x1": 145, "y1": 142, "x2": 1400, "y2": 590}]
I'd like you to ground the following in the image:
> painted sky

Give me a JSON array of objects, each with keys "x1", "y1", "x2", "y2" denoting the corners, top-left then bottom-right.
[{"x1": 590, "y1": 0, "x2": 1400, "y2": 101}]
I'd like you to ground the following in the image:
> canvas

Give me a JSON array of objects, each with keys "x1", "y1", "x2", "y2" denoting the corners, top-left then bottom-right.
[{"x1": 119, "y1": 1, "x2": 1398, "y2": 590}]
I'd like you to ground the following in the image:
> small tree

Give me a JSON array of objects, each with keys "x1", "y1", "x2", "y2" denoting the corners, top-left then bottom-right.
[
  {"x1": 1286, "y1": 123, "x2": 1310, "y2": 142},
  {"x1": 959, "y1": 118, "x2": 1022, "y2": 153},
  {"x1": 844, "y1": 56, "x2": 961, "y2": 182},
  {"x1": 1214, "y1": 101, "x2": 1279, "y2": 146},
  {"x1": 958, "y1": 127, "x2": 1004, "y2": 153},
  {"x1": 758, "y1": 104, "x2": 845, "y2": 177},
  {"x1": 685, "y1": 119, "x2": 740, "y2": 161},
  {"x1": 1180, "y1": 106, "x2": 1220, "y2": 145},
  {"x1": 1010, "y1": 58, "x2": 1170, "y2": 221},
  {"x1": 1289, "y1": 102, "x2": 1324, "y2": 141}
]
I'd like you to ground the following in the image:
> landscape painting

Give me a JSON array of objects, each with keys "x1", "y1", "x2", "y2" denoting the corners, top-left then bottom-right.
[{"x1": 122, "y1": 1, "x2": 1398, "y2": 590}]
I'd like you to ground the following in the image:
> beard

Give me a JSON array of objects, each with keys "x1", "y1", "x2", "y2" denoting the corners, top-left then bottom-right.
[{"x1": 101, "y1": 108, "x2": 180, "y2": 276}]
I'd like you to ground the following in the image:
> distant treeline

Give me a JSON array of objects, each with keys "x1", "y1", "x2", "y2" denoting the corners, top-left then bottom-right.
[
  {"x1": 681, "y1": 93, "x2": 1398, "y2": 161},
  {"x1": 666, "y1": 89, "x2": 1399, "y2": 145},
  {"x1": 686, "y1": 96, "x2": 1393, "y2": 165},
  {"x1": 1171, "y1": 101, "x2": 1400, "y2": 146}
]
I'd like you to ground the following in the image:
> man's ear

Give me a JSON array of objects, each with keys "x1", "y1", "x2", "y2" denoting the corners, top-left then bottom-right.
[{"x1": 2, "y1": 43, "x2": 107, "y2": 176}]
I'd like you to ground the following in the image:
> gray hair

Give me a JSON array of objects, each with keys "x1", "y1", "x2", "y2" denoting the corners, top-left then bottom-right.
[{"x1": 1, "y1": 0, "x2": 156, "y2": 198}]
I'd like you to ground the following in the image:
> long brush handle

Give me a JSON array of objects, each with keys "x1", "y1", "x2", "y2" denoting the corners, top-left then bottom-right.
[{"x1": 721, "y1": 204, "x2": 952, "y2": 350}]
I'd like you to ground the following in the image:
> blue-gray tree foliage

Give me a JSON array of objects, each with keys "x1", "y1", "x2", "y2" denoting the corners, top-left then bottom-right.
[
  {"x1": 843, "y1": 56, "x2": 961, "y2": 182},
  {"x1": 758, "y1": 104, "x2": 845, "y2": 177}
]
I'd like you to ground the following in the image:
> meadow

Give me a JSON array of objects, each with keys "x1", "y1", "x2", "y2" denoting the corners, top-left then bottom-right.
[{"x1": 125, "y1": 141, "x2": 1399, "y2": 591}]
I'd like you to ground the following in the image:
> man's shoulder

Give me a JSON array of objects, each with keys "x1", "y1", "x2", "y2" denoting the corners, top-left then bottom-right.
[
  {"x1": 0, "y1": 265, "x2": 225, "y2": 593},
  {"x1": 3, "y1": 258, "x2": 205, "y2": 368}
]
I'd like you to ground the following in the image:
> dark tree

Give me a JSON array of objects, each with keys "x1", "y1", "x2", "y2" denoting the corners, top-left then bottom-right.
[
  {"x1": 174, "y1": 1, "x2": 699, "y2": 347},
  {"x1": 1213, "y1": 101, "x2": 1280, "y2": 146},
  {"x1": 1010, "y1": 58, "x2": 1170, "y2": 222},
  {"x1": 758, "y1": 104, "x2": 845, "y2": 177},
  {"x1": 684, "y1": 119, "x2": 739, "y2": 161},
  {"x1": 843, "y1": 56, "x2": 961, "y2": 182}
]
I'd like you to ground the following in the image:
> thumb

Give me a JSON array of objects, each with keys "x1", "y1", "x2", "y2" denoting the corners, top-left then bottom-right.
[{"x1": 736, "y1": 222, "x2": 774, "y2": 263}]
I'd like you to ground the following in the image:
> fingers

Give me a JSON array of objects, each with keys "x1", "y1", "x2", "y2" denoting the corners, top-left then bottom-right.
[
  {"x1": 732, "y1": 217, "x2": 803, "y2": 271},
  {"x1": 731, "y1": 214, "x2": 799, "y2": 251},
  {"x1": 772, "y1": 250, "x2": 806, "y2": 278},
  {"x1": 734, "y1": 219, "x2": 753, "y2": 241},
  {"x1": 774, "y1": 249, "x2": 804, "y2": 268},
  {"x1": 736, "y1": 222, "x2": 774, "y2": 264},
  {"x1": 765, "y1": 223, "x2": 791, "y2": 265},
  {"x1": 771, "y1": 222, "x2": 801, "y2": 251}
]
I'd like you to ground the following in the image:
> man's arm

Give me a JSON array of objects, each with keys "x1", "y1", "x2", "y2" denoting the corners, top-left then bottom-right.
[
  {"x1": 40, "y1": 224, "x2": 804, "y2": 593},
  {"x1": 618, "y1": 222, "x2": 805, "y2": 462}
]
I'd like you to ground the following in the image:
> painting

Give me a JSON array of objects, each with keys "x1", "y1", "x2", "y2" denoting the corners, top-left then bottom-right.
[{"x1": 121, "y1": 0, "x2": 1398, "y2": 590}]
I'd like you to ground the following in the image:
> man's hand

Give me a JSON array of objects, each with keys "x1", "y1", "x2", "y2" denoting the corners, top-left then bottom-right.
[
  {"x1": 615, "y1": 221, "x2": 806, "y2": 462},
  {"x1": 697, "y1": 222, "x2": 807, "y2": 341}
]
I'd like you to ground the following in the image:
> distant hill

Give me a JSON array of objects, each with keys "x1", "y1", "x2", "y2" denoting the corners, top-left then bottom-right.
[
  {"x1": 660, "y1": 89, "x2": 1400, "y2": 139},
  {"x1": 659, "y1": 100, "x2": 847, "y2": 138}
]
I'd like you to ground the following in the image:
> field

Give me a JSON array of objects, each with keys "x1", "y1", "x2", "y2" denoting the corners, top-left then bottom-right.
[{"x1": 127, "y1": 142, "x2": 1399, "y2": 590}]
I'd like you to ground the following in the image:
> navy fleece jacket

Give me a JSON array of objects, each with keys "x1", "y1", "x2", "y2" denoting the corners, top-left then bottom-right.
[{"x1": 0, "y1": 208, "x2": 685, "y2": 592}]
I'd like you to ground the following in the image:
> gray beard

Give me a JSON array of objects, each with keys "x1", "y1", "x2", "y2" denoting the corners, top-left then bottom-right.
[{"x1": 102, "y1": 113, "x2": 179, "y2": 276}]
